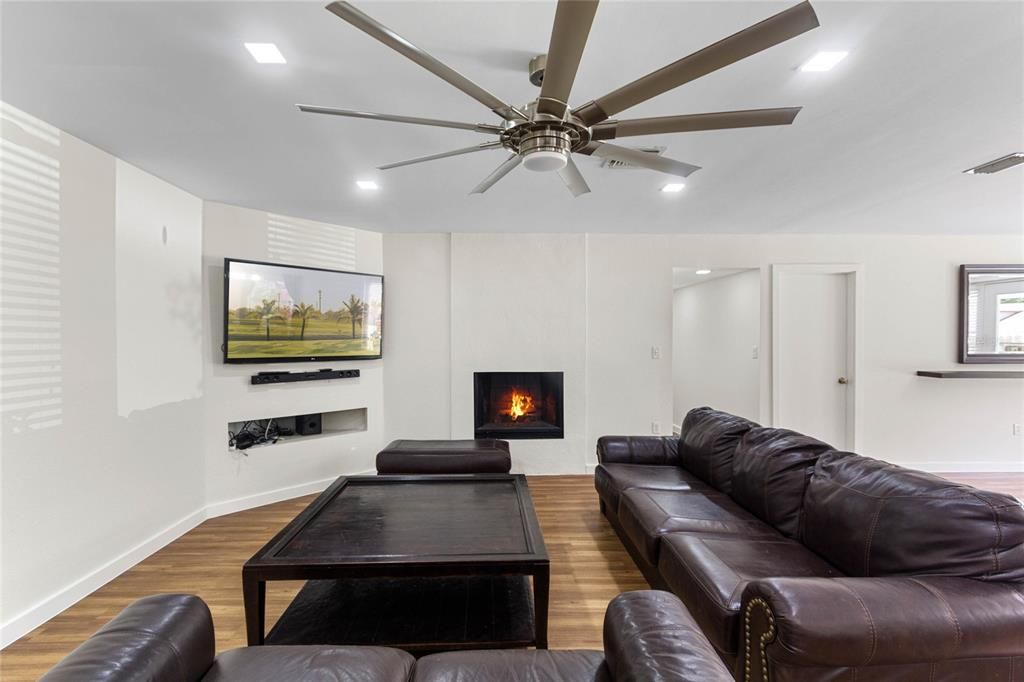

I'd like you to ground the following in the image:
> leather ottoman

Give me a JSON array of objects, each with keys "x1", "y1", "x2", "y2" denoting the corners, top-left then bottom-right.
[{"x1": 376, "y1": 439, "x2": 512, "y2": 474}]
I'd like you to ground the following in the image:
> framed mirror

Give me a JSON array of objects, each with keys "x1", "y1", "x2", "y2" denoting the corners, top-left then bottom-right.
[{"x1": 960, "y1": 265, "x2": 1024, "y2": 363}]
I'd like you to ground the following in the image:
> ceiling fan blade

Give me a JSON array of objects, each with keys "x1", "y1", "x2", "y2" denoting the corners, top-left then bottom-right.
[
  {"x1": 379, "y1": 141, "x2": 504, "y2": 170},
  {"x1": 470, "y1": 154, "x2": 523, "y2": 194},
  {"x1": 536, "y1": 0, "x2": 600, "y2": 118},
  {"x1": 325, "y1": 2, "x2": 525, "y2": 121},
  {"x1": 573, "y1": 1, "x2": 819, "y2": 126},
  {"x1": 583, "y1": 142, "x2": 701, "y2": 177},
  {"x1": 557, "y1": 157, "x2": 591, "y2": 197},
  {"x1": 591, "y1": 107, "x2": 802, "y2": 140},
  {"x1": 297, "y1": 105, "x2": 505, "y2": 134}
]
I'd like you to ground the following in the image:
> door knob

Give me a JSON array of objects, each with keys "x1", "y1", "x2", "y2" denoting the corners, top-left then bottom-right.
[{"x1": 837, "y1": 377, "x2": 849, "y2": 385}]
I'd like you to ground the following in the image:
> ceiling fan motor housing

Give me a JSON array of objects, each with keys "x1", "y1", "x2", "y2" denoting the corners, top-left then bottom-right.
[
  {"x1": 520, "y1": 128, "x2": 571, "y2": 172},
  {"x1": 529, "y1": 54, "x2": 547, "y2": 87}
]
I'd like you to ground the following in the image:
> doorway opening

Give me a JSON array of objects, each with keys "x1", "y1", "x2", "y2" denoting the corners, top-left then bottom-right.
[{"x1": 671, "y1": 267, "x2": 762, "y2": 433}]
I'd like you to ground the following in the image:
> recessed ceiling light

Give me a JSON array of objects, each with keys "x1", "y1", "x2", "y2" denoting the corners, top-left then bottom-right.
[
  {"x1": 356, "y1": 180, "x2": 380, "y2": 190},
  {"x1": 800, "y1": 51, "x2": 848, "y2": 72},
  {"x1": 661, "y1": 183, "x2": 686, "y2": 193},
  {"x1": 244, "y1": 43, "x2": 286, "y2": 64},
  {"x1": 695, "y1": 269, "x2": 712, "y2": 275}
]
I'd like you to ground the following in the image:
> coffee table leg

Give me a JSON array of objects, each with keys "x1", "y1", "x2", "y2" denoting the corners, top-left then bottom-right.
[
  {"x1": 243, "y1": 574, "x2": 266, "y2": 645},
  {"x1": 534, "y1": 567, "x2": 550, "y2": 649}
]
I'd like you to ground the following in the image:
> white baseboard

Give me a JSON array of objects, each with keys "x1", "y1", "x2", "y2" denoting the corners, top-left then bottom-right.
[
  {"x1": 205, "y1": 477, "x2": 338, "y2": 519},
  {"x1": 0, "y1": 472, "x2": 374, "y2": 649},
  {"x1": 0, "y1": 507, "x2": 206, "y2": 649}
]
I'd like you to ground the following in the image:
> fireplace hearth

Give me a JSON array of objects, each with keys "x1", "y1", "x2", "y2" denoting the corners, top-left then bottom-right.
[{"x1": 473, "y1": 371, "x2": 564, "y2": 440}]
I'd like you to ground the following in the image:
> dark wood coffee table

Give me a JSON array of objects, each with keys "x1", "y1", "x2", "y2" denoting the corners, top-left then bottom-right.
[{"x1": 243, "y1": 474, "x2": 550, "y2": 652}]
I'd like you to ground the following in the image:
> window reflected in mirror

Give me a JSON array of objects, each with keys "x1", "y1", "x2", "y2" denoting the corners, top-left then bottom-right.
[{"x1": 961, "y1": 265, "x2": 1024, "y2": 363}]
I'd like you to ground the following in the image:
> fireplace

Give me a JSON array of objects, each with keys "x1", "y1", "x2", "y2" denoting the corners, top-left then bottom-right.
[{"x1": 473, "y1": 371, "x2": 564, "y2": 440}]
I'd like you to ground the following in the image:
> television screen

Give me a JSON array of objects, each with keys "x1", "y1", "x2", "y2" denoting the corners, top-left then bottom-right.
[{"x1": 223, "y1": 258, "x2": 383, "y2": 363}]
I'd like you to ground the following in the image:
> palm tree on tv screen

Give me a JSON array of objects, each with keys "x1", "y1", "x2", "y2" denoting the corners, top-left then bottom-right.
[
  {"x1": 292, "y1": 302, "x2": 319, "y2": 340},
  {"x1": 257, "y1": 299, "x2": 279, "y2": 341},
  {"x1": 342, "y1": 294, "x2": 367, "y2": 339}
]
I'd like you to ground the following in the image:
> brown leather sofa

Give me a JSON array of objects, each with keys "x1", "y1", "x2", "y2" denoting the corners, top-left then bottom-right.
[
  {"x1": 596, "y1": 406, "x2": 1024, "y2": 681},
  {"x1": 42, "y1": 590, "x2": 734, "y2": 681}
]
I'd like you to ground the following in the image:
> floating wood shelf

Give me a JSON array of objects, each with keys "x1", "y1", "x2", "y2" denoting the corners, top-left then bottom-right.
[{"x1": 916, "y1": 370, "x2": 1024, "y2": 379}]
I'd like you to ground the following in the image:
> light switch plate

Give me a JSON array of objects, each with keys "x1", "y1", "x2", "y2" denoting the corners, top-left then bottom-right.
[{"x1": 651, "y1": 346, "x2": 661, "y2": 360}]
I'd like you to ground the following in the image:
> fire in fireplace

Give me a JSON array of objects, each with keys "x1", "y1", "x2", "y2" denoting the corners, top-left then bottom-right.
[{"x1": 473, "y1": 371, "x2": 564, "y2": 440}]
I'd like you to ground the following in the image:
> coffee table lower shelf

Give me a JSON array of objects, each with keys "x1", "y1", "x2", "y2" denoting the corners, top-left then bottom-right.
[{"x1": 265, "y1": 575, "x2": 536, "y2": 655}]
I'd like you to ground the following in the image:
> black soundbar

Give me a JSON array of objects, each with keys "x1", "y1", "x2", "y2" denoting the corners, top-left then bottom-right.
[{"x1": 251, "y1": 368, "x2": 360, "y2": 385}]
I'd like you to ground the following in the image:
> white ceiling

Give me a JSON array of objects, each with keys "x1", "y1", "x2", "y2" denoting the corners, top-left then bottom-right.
[{"x1": 2, "y1": 1, "x2": 1022, "y2": 234}]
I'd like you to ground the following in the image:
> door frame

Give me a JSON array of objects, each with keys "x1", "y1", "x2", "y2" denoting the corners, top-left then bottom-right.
[{"x1": 771, "y1": 263, "x2": 863, "y2": 449}]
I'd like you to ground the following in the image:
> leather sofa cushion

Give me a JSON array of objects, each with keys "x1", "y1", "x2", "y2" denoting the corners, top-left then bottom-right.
[
  {"x1": 618, "y1": 488, "x2": 777, "y2": 565},
  {"x1": 595, "y1": 463, "x2": 710, "y2": 514},
  {"x1": 412, "y1": 650, "x2": 609, "y2": 682},
  {"x1": 376, "y1": 439, "x2": 511, "y2": 474},
  {"x1": 729, "y1": 427, "x2": 833, "y2": 539},
  {"x1": 658, "y1": 533, "x2": 840, "y2": 656},
  {"x1": 803, "y1": 451, "x2": 1024, "y2": 581},
  {"x1": 678, "y1": 407, "x2": 758, "y2": 493},
  {"x1": 603, "y1": 591, "x2": 734, "y2": 682},
  {"x1": 202, "y1": 646, "x2": 415, "y2": 682},
  {"x1": 41, "y1": 594, "x2": 215, "y2": 682},
  {"x1": 597, "y1": 435, "x2": 680, "y2": 466}
]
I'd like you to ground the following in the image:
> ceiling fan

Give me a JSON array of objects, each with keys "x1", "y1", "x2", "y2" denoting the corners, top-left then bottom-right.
[{"x1": 299, "y1": 0, "x2": 819, "y2": 196}]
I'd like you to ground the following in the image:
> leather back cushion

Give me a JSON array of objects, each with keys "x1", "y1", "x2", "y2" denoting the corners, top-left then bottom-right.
[
  {"x1": 730, "y1": 427, "x2": 833, "y2": 538},
  {"x1": 678, "y1": 407, "x2": 758, "y2": 493},
  {"x1": 803, "y1": 451, "x2": 1024, "y2": 581}
]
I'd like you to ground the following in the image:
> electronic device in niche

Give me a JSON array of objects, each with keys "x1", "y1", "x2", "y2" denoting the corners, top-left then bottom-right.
[
  {"x1": 251, "y1": 368, "x2": 360, "y2": 385},
  {"x1": 295, "y1": 413, "x2": 322, "y2": 436}
]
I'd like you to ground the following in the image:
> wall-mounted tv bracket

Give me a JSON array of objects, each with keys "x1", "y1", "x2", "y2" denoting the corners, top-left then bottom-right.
[{"x1": 251, "y1": 368, "x2": 360, "y2": 385}]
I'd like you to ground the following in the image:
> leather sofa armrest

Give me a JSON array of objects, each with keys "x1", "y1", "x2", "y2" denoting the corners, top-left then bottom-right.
[
  {"x1": 596, "y1": 436, "x2": 679, "y2": 466},
  {"x1": 741, "y1": 577, "x2": 1024, "y2": 679},
  {"x1": 41, "y1": 594, "x2": 215, "y2": 682},
  {"x1": 603, "y1": 590, "x2": 733, "y2": 682}
]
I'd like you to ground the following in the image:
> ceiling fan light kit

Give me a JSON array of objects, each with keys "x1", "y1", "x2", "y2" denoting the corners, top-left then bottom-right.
[{"x1": 301, "y1": 0, "x2": 821, "y2": 195}]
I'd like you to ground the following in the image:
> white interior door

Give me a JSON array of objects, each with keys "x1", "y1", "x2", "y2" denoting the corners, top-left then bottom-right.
[{"x1": 774, "y1": 269, "x2": 853, "y2": 448}]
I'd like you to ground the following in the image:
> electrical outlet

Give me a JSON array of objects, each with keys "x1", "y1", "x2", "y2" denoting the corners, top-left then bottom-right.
[
  {"x1": 651, "y1": 345, "x2": 661, "y2": 360},
  {"x1": 651, "y1": 421, "x2": 660, "y2": 434},
  {"x1": 751, "y1": 345, "x2": 759, "y2": 359},
  {"x1": 1014, "y1": 424, "x2": 1022, "y2": 436}
]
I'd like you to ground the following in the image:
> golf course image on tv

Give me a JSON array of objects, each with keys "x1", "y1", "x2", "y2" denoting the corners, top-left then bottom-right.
[{"x1": 223, "y1": 258, "x2": 383, "y2": 362}]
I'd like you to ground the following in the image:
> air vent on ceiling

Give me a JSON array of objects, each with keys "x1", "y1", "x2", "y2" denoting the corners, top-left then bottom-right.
[
  {"x1": 599, "y1": 146, "x2": 667, "y2": 170},
  {"x1": 963, "y1": 153, "x2": 1024, "y2": 175}
]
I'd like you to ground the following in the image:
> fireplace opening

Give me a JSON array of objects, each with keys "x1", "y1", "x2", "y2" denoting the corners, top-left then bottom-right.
[{"x1": 473, "y1": 371, "x2": 564, "y2": 440}]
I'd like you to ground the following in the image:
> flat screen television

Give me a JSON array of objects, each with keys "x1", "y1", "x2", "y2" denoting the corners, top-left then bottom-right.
[{"x1": 223, "y1": 258, "x2": 383, "y2": 363}]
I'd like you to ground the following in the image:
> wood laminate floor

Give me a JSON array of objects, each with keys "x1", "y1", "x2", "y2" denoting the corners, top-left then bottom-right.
[{"x1": 1, "y1": 473, "x2": 1020, "y2": 680}]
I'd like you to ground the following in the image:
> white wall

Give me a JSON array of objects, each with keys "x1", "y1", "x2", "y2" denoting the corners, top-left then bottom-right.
[
  {"x1": 382, "y1": 233, "x2": 452, "y2": 441},
  {"x1": 448, "y1": 234, "x2": 588, "y2": 474},
  {"x1": 382, "y1": 233, "x2": 588, "y2": 474},
  {"x1": 1, "y1": 107, "x2": 387, "y2": 647},
  {"x1": 0, "y1": 113, "x2": 206, "y2": 643},
  {"x1": 201, "y1": 203, "x2": 385, "y2": 513},
  {"x1": 114, "y1": 160, "x2": 204, "y2": 417},
  {"x1": 385, "y1": 233, "x2": 1024, "y2": 474},
  {"x1": 673, "y1": 270, "x2": 761, "y2": 426}
]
